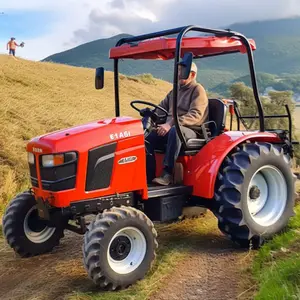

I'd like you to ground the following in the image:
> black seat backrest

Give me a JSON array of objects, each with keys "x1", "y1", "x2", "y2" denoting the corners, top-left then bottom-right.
[{"x1": 208, "y1": 99, "x2": 226, "y2": 136}]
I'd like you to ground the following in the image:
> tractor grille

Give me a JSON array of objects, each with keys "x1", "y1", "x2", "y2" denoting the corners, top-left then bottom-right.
[
  {"x1": 29, "y1": 158, "x2": 39, "y2": 188},
  {"x1": 39, "y1": 159, "x2": 77, "y2": 192}
]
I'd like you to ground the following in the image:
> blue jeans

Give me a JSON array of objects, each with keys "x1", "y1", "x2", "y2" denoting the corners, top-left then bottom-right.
[
  {"x1": 145, "y1": 126, "x2": 197, "y2": 182},
  {"x1": 9, "y1": 49, "x2": 15, "y2": 56}
]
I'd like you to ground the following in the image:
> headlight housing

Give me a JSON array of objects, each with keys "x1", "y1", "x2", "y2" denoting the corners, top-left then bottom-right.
[
  {"x1": 28, "y1": 152, "x2": 35, "y2": 165},
  {"x1": 41, "y1": 152, "x2": 77, "y2": 167}
]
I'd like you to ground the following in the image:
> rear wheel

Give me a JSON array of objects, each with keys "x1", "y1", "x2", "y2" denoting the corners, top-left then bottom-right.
[
  {"x1": 83, "y1": 206, "x2": 157, "y2": 290},
  {"x1": 2, "y1": 191, "x2": 64, "y2": 257},
  {"x1": 213, "y1": 142, "x2": 296, "y2": 248}
]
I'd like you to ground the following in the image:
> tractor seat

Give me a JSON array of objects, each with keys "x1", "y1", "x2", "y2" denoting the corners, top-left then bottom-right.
[
  {"x1": 184, "y1": 98, "x2": 227, "y2": 150},
  {"x1": 155, "y1": 98, "x2": 227, "y2": 154}
]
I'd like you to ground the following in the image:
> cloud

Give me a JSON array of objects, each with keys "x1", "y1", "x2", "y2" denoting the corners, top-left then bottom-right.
[
  {"x1": 110, "y1": 0, "x2": 125, "y2": 9},
  {"x1": 68, "y1": 0, "x2": 300, "y2": 47},
  {"x1": 71, "y1": 7, "x2": 155, "y2": 43}
]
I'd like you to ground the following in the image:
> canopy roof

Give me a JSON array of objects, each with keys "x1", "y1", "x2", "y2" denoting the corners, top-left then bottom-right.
[{"x1": 109, "y1": 36, "x2": 256, "y2": 60}]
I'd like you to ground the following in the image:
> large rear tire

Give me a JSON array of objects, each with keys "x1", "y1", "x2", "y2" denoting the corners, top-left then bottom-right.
[
  {"x1": 213, "y1": 142, "x2": 296, "y2": 248},
  {"x1": 83, "y1": 206, "x2": 157, "y2": 290},
  {"x1": 2, "y1": 191, "x2": 64, "y2": 257}
]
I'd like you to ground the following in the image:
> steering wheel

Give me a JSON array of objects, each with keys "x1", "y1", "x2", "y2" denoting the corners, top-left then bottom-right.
[
  {"x1": 130, "y1": 100, "x2": 169, "y2": 137},
  {"x1": 130, "y1": 100, "x2": 168, "y2": 118}
]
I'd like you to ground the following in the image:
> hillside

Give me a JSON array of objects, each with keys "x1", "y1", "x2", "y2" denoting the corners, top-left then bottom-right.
[
  {"x1": 43, "y1": 17, "x2": 300, "y2": 91},
  {"x1": 213, "y1": 72, "x2": 300, "y2": 100},
  {"x1": 0, "y1": 55, "x2": 171, "y2": 211}
]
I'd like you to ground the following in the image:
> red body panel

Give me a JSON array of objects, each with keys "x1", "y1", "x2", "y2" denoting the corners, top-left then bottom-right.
[
  {"x1": 154, "y1": 132, "x2": 281, "y2": 199},
  {"x1": 109, "y1": 37, "x2": 256, "y2": 60},
  {"x1": 185, "y1": 131, "x2": 281, "y2": 199},
  {"x1": 27, "y1": 117, "x2": 148, "y2": 208}
]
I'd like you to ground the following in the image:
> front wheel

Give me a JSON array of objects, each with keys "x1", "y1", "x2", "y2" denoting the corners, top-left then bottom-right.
[
  {"x1": 2, "y1": 191, "x2": 65, "y2": 257},
  {"x1": 83, "y1": 206, "x2": 158, "y2": 290},
  {"x1": 213, "y1": 142, "x2": 296, "y2": 248}
]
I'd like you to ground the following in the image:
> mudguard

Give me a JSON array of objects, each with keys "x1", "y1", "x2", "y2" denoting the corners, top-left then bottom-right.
[{"x1": 184, "y1": 131, "x2": 282, "y2": 199}]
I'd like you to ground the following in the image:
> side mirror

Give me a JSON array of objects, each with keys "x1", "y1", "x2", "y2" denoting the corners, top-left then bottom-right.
[
  {"x1": 95, "y1": 67, "x2": 104, "y2": 89},
  {"x1": 179, "y1": 52, "x2": 193, "y2": 80}
]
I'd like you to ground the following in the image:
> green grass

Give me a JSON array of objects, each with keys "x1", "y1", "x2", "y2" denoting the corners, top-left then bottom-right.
[
  {"x1": 252, "y1": 205, "x2": 300, "y2": 299},
  {"x1": 254, "y1": 257, "x2": 300, "y2": 300}
]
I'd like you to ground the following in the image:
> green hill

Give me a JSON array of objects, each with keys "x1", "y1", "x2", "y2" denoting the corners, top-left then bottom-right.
[
  {"x1": 213, "y1": 72, "x2": 300, "y2": 98},
  {"x1": 43, "y1": 17, "x2": 300, "y2": 91}
]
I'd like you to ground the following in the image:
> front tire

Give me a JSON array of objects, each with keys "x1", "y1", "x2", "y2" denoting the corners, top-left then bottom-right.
[
  {"x1": 83, "y1": 206, "x2": 158, "y2": 290},
  {"x1": 2, "y1": 191, "x2": 64, "y2": 257},
  {"x1": 213, "y1": 142, "x2": 296, "y2": 248}
]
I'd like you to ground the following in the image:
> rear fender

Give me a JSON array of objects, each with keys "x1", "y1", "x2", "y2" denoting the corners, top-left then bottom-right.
[{"x1": 185, "y1": 131, "x2": 282, "y2": 199}]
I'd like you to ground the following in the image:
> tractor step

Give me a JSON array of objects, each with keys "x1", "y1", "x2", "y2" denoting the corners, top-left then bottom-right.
[
  {"x1": 145, "y1": 185, "x2": 192, "y2": 222},
  {"x1": 147, "y1": 184, "x2": 192, "y2": 199}
]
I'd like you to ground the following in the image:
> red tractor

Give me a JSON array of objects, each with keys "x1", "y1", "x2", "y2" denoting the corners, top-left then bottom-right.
[{"x1": 3, "y1": 26, "x2": 297, "y2": 290}]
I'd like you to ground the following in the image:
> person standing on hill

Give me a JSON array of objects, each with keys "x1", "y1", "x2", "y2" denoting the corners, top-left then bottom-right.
[{"x1": 7, "y1": 37, "x2": 19, "y2": 56}]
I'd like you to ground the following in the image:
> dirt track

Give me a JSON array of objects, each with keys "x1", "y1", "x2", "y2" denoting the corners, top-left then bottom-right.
[
  {"x1": 150, "y1": 248, "x2": 245, "y2": 300},
  {"x1": 0, "y1": 213, "x2": 247, "y2": 300},
  {"x1": 0, "y1": 231, "x2": 93, "y2": 300}
]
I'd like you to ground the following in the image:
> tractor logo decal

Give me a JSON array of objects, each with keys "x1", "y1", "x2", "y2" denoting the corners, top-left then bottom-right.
[
  {"x1": 110, "y1": 131, "x2": 131, "y2": 140},
  {"x1": 32, "y1": 147, "x2": 43, "y2": 153},
  {"x1": 118, "y1": 156, "x2": 137, "y2": 165}
]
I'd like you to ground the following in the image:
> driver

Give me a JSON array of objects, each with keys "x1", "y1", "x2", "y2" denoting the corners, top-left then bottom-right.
[{"x1": 146, "y1": 61, "x2": 209, "y2": 185}]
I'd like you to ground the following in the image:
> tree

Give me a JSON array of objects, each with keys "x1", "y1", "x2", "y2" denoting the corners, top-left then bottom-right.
[
  {"x1": 263, "y1": 91, "x2": 295, "y2": 130},
  {"x1": 229, "y1": 83, "x2": 300, "y2": 164},
  {"x1": 229, "y1": 82, "x2": 259, "y2": 129}
]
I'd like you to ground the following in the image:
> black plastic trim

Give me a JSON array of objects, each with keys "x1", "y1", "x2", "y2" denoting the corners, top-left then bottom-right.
[
  {"x1": 86, "y1": 143, "x2": 117, "y2": 191},
  {"x1": 40, "y1": 162, "x2": 77, "y2": 182},
  {"x1": 70, "y1": 192, "x2": 134, "y2": 215},
  {"x1": 29, "y1": 161, "x2": 37, "y2": 179},
  {"x1": 30, "y1": 176, "x2": 39, "y2": 188},
  {"x1": 41, "y1": 176, "x2": 76, "y2": 192},
  {"x1": 147, "y1": 184, "x2": 192, "y2": 198}
]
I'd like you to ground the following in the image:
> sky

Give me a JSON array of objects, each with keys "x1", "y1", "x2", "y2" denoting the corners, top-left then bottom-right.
[{"x1": 0, "y1": 0, "x2": 300, "y2": 60}]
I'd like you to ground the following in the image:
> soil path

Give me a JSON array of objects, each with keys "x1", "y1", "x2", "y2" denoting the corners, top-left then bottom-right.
[
  {"x1": 0, "y1": 214, "x2": 247, "y2": 300},
  {"x1": 150, "y1": 247, "x2": 245, "y2": 300},
  {"x1": 0, "y1": 231, "x2": 93, "y2": 300}
]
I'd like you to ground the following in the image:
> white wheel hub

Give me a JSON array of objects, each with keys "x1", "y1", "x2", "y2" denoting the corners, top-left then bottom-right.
[
  {"x1": 247, "y1": 165, "x2": 287, "y2": 227},
  {"x1": 24, "y1": 206, "x2": 56, "y2": 243},
  {"x1": 107, "y1": 227, "x2": 147, "y2": 275}
]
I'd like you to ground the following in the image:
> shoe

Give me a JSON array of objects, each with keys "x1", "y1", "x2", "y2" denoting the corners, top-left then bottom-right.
[{"x1": 152, "y1": 171, "x2": 173, "y2": 186}]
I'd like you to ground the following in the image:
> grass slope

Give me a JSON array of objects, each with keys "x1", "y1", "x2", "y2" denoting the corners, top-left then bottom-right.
[{"x1": 0, "y1": 55, "x2": 171, "y2": 213}]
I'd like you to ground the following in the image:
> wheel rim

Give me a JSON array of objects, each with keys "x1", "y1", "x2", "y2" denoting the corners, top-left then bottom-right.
[
  {"x1": 247, "y1": 165, "x2": 287, "y2": 227},
  {"x1": 107, "y1": 227, "x2": 147, "y2": 275},
  {"x1": 24, "y1": 206, "x2": 56, "y2": 243}
]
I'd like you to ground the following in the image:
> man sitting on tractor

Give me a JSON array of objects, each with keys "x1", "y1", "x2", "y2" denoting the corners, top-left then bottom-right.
[{"x1": 146, "y1": 61, "x2": 209, "y2": 185}]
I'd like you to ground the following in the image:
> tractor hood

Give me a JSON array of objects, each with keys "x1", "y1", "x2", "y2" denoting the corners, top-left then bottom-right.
[{"x1": 27, "y1": 116, "x2": 144, "y2": 154}]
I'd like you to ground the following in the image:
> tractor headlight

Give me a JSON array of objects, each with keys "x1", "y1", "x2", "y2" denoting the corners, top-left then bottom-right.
[
  {"x1": 41, "y1": 152, "x2": 77, "y2": 167},
  {"x1": 28, "y1": 152, "x2": 35, "y2": 165}
]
